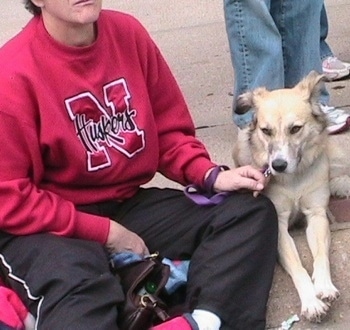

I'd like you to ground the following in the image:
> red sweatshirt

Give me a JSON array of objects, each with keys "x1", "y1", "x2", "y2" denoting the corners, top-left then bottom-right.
[{"x1": 0, "y1": 10, "x2": 215, "y2": 244}]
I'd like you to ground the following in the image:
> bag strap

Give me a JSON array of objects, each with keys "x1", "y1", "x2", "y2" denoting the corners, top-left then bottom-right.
[
  {"x1": 184, "y1": 165, "x2": 231, "y2": 205},
  {"x1": 184, "y1": 186, "x2": 230, "y2": 205},
  {"x1": 140, "y1": 294, "x2": 170, "y2": 322}
]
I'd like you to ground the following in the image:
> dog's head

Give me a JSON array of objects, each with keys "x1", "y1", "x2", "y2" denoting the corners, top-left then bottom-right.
[{"x1": 235, "y1": 71, "x2": 328, "y2": 175}]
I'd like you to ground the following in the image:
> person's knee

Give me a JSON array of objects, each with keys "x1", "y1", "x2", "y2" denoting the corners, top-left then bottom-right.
[
  {"x1": 253, "y1": 195, "x2": 279, "y2": 235},
  {"x1": 220, "y1": 193, "x2": 278, "y2": 237},
  {"x1": 30, "y1": 237, "x2": 123, "y2": 329},
  {"x1": 25, "y1": 235, "x2": 112, "y2": 294}
]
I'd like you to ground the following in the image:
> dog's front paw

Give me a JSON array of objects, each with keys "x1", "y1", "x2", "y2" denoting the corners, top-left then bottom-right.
[
  {"x1": 301, "y1": 297, "x2": 329, "y2": 323},
  {"x1": 313, "y1": 274, "x2": 340, "y2": 303},
  {"x1": 315, "y1": 284, "x2": 340, "y2": 303}
]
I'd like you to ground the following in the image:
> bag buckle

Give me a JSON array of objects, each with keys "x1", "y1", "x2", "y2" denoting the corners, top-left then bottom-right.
[{"x1": 140, "y1": 294, "x2": 158, "y2": 308}]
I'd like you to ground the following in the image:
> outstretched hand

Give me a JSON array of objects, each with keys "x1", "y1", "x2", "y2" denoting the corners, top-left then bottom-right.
[
  {"x1": 105, "y1": 221, "x2": 150, "y2": 256},
  {"x1": 212, "y1": 165, "x2": 268, "y2": 195}
]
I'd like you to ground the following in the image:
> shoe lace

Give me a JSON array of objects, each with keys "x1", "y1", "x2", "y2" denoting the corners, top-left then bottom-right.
[
  {"x1": 326, "y1": 110, "x2": 342, "y2": 120},
  {"x1": 320, "y1": 105, "x2": 335, "y2": 114},
  {"x1": 321, "y1": 105, "x2": 349, "y2": 122}
]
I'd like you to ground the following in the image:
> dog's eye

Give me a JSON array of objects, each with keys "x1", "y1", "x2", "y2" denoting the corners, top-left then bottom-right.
[
  {"x1": 290, "y1": 125, "x2": 302, "y2": 134},
  {"x1": 261, "y1": 128, "x2": 272, "y2": 136}
]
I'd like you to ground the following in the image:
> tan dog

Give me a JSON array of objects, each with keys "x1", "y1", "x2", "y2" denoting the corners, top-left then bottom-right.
[{"x1": 232, "y1": 71, "x2": 350, "y2": 322}]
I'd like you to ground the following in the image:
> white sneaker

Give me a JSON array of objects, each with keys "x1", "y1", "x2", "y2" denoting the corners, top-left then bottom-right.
[
  {"x1": 322, "y1": 56, "x2": 350, "y2": 81},
  {"x1": 342, "y1": 60, "x2": 350, "y2": 71},
  {"x1": 320, "y1": 105, "x2": 350, "y2": 134}
]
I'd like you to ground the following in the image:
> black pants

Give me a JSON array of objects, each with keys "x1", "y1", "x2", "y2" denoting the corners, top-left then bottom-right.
[{"x1": 0, "y1": 188, "x2": 278, "y2": 330}]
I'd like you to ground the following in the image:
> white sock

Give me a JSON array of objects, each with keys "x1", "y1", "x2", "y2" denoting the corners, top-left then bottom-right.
[{"x1": 191, "y1": 309, "x2": 221, "y2": 330}]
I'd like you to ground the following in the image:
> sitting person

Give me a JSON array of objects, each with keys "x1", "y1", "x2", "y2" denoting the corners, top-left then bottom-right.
[{"x1": 0, "y1": 1, "x2": 278, "y2": 329}]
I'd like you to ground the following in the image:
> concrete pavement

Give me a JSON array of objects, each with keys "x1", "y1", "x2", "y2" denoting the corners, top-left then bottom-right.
[{"x1": 1, "y1": 1, "x2": 349, "y2": 329}]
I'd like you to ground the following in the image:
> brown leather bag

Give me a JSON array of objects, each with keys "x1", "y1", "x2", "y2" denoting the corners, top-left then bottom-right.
[{"x1": 116, "y1": 253, "x2": 171, "y2": 330}]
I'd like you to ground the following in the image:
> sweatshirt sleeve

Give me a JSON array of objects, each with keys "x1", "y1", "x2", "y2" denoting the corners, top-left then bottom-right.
[
  {"x1": 136, "y1": 24, "x2": 217, "y2": 186},
  {"x1": 0, "y1": 111, "x2": 110, "y2": 243}
]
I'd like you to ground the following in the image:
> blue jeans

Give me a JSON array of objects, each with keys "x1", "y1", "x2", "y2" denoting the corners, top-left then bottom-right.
[
  {"x1": 224, "y1": 0, "x2": 328, "y2": 125},
  {"x1": 320, "y1": 4, "x2": 333, "y2": 60}
]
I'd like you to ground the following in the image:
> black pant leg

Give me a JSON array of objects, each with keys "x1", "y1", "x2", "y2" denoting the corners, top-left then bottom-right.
[
  {"x1": 0, "y1": 233, "x2": 123, "y2": 330},
  {"x1": 111, "y1": 188, "x2": 278, "y2": 330}
]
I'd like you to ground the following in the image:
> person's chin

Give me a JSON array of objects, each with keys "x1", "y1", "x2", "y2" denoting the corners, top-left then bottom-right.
[
  {"x1": 74, "y1": 3, "x2": 101, "y2": 23},
  {"x1": 75, "y1": 11, "x2": 100, "y2": 25}
]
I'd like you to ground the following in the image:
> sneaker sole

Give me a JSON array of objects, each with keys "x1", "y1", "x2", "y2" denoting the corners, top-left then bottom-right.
[
  {"x1": 342, "y1": 62, "x2": 350, "y2": 70},
  {"x1": 323, "y1": 68, "x2": 350, "y2": 81},
  {"x1": 327, "y1": 117, "x2": 350, "y2": 135}
]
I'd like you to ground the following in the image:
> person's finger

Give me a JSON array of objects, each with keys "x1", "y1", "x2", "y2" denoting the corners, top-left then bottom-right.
[
  {"x1": 238, "y1": 177, "x2": 264, "y2": 191},
  {"x1": 239, "y1": 166, "x2": 265, "y2": 181}
]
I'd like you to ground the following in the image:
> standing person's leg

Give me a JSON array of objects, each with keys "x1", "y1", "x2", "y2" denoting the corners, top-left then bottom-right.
[
  {"x1": 319, "y1": 4, "x2": 349, "y2": 81},
  {"x1": 0, "y1": 233, "x2": 123, "y2": 330},
  {"x1": 113, "y1": 188, "x2": 278, "y2": 330},
  {"x1": 276, "y1": 0, "x2": 327, "y2": 101},
  {"x1": 320, "y1": 4, "x2": 333, "y2": 60},
  {"x1": 278, "y1": 0, "x2": 350, "y2": 134},
  {"x1": 224, "y1": 0, "x2": 284, "y2": 127}
]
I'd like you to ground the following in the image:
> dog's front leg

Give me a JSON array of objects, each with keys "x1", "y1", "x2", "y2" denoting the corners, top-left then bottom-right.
[
  {"x1": 277, "y1": 215, "x2": 329, "y2": 322},
  {"x1": 305, "y1": 208, "x2": 339, "y2": 303}
]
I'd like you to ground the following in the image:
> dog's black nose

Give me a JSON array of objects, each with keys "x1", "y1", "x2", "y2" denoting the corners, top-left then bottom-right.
[{"x1": 272, "y1": 159, "x2": 288, "y2": 172}]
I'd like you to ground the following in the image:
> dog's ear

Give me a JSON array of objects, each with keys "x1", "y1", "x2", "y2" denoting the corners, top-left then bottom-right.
[
  {"x1": 296, "y1": 71, "x2": 328, "y2": 127},
  {"x1": 235, "y1": 88, "x2": 267, "y2": 114},
  {"x1": 235, "y1": 89, "x2": 266, "y2": 130},
  {"x1": 235, "y1": 91, "x2": 254, "y2": 115},
  {"x1": 295, "y1": 70, "x2": 325, "y2": 104}
]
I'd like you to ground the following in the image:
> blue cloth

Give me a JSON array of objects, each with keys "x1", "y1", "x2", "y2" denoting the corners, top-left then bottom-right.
[
  {"x1": 162, "y1": 258, "x2": 189, "y2": 294},
  {"x1": 224, "y1": 0, "x2": 329, "y2": 126},
  {"x1": 109, "y1": 251, "x2": 143, "y2": 268},
  {"x1": 109, "y1": 252, "x2": 189, "y2": 294}
]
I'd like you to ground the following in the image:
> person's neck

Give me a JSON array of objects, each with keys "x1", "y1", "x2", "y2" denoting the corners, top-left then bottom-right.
[{"x1": 43, "y1": 17, "x2": 97, "y2": 47}]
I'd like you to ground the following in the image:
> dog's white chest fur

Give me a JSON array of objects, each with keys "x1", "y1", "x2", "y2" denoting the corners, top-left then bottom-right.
[{"x1": 264, "y1": 153, "x2": 330, "y2": 226}]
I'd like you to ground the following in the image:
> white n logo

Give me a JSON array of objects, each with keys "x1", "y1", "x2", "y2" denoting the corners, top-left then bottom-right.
[{"x1": 65, "y1": 78, "x2": 145, "y2": 171}]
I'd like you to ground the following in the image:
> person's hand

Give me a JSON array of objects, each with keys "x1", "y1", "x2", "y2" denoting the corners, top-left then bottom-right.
[
  {"x1": 105, "y1": 220, "x2": 149, "y2": 255},
  {"x1": 211, "y1": 165, "x2": 269, "y2": 196}
]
